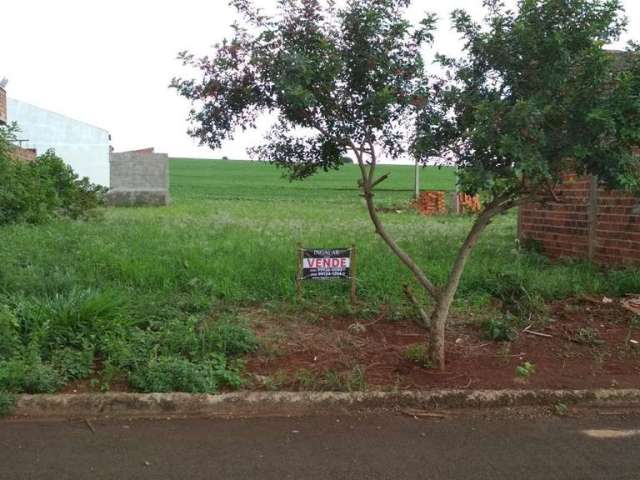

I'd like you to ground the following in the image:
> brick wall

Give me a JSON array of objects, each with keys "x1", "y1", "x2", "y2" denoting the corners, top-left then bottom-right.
[
  {"x1": 0, "y1": 87, "x2": 6, "y2": 124},
  {"x1": 518, "y1": 176, "x2": 640, "y2": 265},
  {"x1": 10, "y1": 146, "x2": 37, "y2": 162}
]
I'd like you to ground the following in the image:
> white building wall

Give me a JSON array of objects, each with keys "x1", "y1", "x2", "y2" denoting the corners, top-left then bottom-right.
[{"x1": 7, "y1": 98, "x2": 111, "y2": 187}]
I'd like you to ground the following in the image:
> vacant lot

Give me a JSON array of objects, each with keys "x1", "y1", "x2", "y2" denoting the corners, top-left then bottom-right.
[{"x1": 0, "y1": 159, "x2": 638, "y2": 396}]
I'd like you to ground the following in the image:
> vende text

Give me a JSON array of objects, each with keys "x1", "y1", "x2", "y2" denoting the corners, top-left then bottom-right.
[{"x1": 303, "y1": 258, "x2": 350, "y2": 269}]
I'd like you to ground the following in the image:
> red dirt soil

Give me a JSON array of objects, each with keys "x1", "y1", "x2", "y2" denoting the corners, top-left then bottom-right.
[{"x1": 247, "y1": 298, "x2": 640, "y2": 390}]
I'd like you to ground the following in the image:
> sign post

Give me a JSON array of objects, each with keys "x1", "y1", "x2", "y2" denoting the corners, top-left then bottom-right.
[
  {"x1": 296, "y1": 245, "x2": 357, "y2": 304},
  {"x1": 296, "y1": 242, "x2": 303, "y2": 301},
  {"x1": 350, "y1": 244, "x2": 357, "y2": 305}
]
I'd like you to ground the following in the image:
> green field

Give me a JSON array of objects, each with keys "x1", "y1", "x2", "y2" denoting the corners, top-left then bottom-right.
[
  {"x1": 3, "y1": 157, "x2": 639, "y2": 325},
  {"x1": 171, "y1": 158, "x2": 457, "y2": 204},
  {"x1": 1, "y1": 159, "x2": 639, "y2": 396}
]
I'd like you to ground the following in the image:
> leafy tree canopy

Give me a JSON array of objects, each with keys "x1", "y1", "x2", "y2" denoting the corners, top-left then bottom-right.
[
  {"x1": 172, "y1": 0, "x2": 436, "y2": 179},
  {"x1": 417, "y1": 0, "x2": 640, "y2": 199}
]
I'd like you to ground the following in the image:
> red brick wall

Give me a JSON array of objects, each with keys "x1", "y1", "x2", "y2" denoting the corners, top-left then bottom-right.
[
  {"x1": 594, "y1": 190, "x2": 640, "y2": 264},
  {"x1": 10, "y1": 146, "x2": 37, "y2": 162},
  {"x1": 519, "y1": 176, "x2": 640, "y2": 265},
  {"x1": 0, "y1": 87, "x2": 6, "y2": 124}
]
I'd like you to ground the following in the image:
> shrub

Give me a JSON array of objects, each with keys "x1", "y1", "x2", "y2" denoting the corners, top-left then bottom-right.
[
  {"x1": 101, "y1": 315, "x2": 256, "y2": 393},
  {"x1": 33, "y1": 151, "x2": 107, "y2": 219},
  {"x1": 483, "y1": 317, "x2": 518, "y2": 342},
  {"x1": 402, "y1": 343, "x2": 431, "y2": 368},
  {"x1": 515, "y1": 362, "x2": 536, "y2": 380},
  {"x1": 50, "y1": 347, "x2": 94, "y2": 381},
  {"x1": 0, "y1": 350, "x2": 64, "y2": 394},
  {"x1": 128, "y1": 354, "x2": 243, "y2": 393},
  {"x1": 485, "y1": 272, "x2": 546, "y2": 320},
  {"x1": 207, "y1": 319, "x2": 259, "y2": 357},
  {"x1": 0, "y1": 124, "x2": 106, "y2": 226},
  {"x1": 0, "y1": 306, "x2": 20, "y2": 360}
]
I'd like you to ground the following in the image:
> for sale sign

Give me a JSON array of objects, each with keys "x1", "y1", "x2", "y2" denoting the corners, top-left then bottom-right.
[{"x1": 302, "y1": 248, "x2": 352, "y2": 280}]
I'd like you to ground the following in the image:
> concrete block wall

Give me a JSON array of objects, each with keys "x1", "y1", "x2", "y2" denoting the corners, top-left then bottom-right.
[
  {"x1": 518, "y1": 175, "x2": 640, "y2": 265},
  {"x1": 107, "y1": 150, "x2": 170, "y2": 206}
]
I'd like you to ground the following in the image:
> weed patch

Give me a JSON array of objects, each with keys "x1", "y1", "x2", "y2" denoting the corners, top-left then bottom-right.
[
  {"x1": 0, "y1": 391, "x2": 15, "y2": 417},
  {"x1": 402, "y1": 343, "x2": 431, "y2": 368},
  {"x1": 483, "y1": 316, "x2": 518, "y2": 342},
  {"x1": 1, "y1": 159, "x2": 639, "y2": 393},
  {"x1": 293, "y1": 366, "x2": 367, "y2": 392},
  {"x1": 0, "y1": 290, "x2": 257, "y2": 394},
  {"x1": 0, "y1": 350, "x2": 64, "y2": 394}
]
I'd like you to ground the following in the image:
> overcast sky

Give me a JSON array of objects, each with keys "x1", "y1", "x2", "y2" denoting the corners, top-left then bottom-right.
[{"x1": 2, "y1": 0, "x2": 638, "y2": 160}]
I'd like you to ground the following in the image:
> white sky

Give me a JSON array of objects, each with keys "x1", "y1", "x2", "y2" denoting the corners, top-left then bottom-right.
[{"x1": 2, "y1": 0, "x2": 638, "y2": 160}]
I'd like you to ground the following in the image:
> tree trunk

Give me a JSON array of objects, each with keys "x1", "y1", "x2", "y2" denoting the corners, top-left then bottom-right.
[
  {"x1": 427, "y1": 200, "x2": 513, "y2": 370},
  {"x1": 351, "y1": 141, "x2": 515, "y2": 371},
  {"x1": 429, "y1": 304, "x2": 447, "y2": 368}
]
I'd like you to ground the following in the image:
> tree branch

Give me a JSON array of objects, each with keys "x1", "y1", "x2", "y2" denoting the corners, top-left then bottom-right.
[
  {"x1": 370, "y1": 172, "x2": 391, "y2": 189},
  {"x1": 403, "y1": 284, "x2": 430, "y2": 329},
  {"x1": 431, "y1": 195, "x2": 516, "y2": 317},
  {"x1": 357, "y1": 145, "x2": 439, "y2": 299}
]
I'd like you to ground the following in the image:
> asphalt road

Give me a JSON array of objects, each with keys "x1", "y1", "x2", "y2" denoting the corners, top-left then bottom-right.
[{"x1": 1, "y1": 412, "x2": 639, "y2": 479}]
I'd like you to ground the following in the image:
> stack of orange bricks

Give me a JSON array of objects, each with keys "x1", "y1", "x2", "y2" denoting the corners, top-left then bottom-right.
[
  {"x1": 413, "y1": 191, "x2": 482, "y2": 216},
  {"x1": 458, "y1": 193, "x2": 482, "y2": 213},
  {"x1": 413, "y1": 191, "x2": 447, "y2": 215}
]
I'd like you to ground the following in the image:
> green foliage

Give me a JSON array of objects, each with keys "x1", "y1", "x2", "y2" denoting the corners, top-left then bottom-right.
[
  {"x1": 0, "y1": 391, "x2": 15, "y2": 417},
  {"x1": 101, "y1": 315, "x2": 255, "y2": 393},
  {"x1": 260, "y1": 370, "x2": 289, "y2": 391},
  {"x1": 323, "y1": 366, "x2": 367, "y2": 392},
  {"x1": 51, "y1": 347, "x2": 94, "y2": 381},
  {"x1": 0, "y1": 306, "x2": 20, "y2": 359},
  {"x1": 294, "y1": 366, "x2": 367, "y2": 392},
  {"x1": 0, "y1": 125, "x2": 106, "y2": 226},
  {"x1": 515, "y1": 361, "x2": 536, "y2": 380},
  {"x1": 420, "y1": 0, "x2": 640, "y2": 198},
  {"x1": 402, "y1": 343, "x2": 431, "y2": 368},
  {"x1": 128, "y1": 354, "x2": 243, "y2": 393},
  {"x1": 0, "y1": 286, "x2": 256, "y2": 394},
  {"x1": 33, "y1": 151, "x2": 107, "y2": 219},
  {"x1": 1, "y1": 160, "x2": 639, "y2": 393},
  {"x1": 483, "y1": 317, "x2": 518, "y2": 342},
  {"x1": 295, "y1": 368, "x2": 319, "y2": 390},
  {"x1": 574, "y1": 327, "x2": 605, "y2": 346},
  {"x1": 0, "y1": 350, "x2": 64, "y2": 394},
  {"x1": 173, "y1": 0, "x2": 436, "y2": 178},
  {"x1": 553, "y1": 402, "x2": 569, "y2": 417},
  {"x1": 484, "y1": 272, "x2": 547, "y2": 320}
]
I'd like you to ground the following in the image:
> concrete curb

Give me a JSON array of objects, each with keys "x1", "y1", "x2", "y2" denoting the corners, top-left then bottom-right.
[{"x1": 10, "y1": 389, "x2": 640, "y2": 419}]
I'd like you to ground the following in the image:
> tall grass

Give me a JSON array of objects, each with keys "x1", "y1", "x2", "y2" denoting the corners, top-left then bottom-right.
[{"x1": 0, "y1": 159, "x2": 638, "y2": 395}]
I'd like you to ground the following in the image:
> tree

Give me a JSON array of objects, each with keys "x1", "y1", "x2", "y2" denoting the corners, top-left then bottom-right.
[
  {"x1": 414, "y1": 0, "x2": 640, "y2": 366},
  {"x1": 172, "y1": 0, "x2": 640, "y2": 369}
]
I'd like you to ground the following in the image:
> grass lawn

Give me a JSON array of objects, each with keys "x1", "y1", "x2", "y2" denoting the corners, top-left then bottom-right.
[{"x1": 0, "y1": 159, "x2": 638, "y2": 397}]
